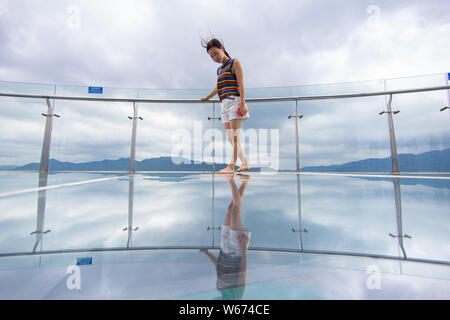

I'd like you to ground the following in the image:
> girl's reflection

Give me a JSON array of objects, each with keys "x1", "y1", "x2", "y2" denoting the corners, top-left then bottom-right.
[{"x1": 200, "y1": 172, "x2": 251, "y2": 300}]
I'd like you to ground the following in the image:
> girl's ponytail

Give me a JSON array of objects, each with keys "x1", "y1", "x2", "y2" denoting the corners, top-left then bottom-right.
[
  {"x1": 201, "y1": 37, "x2": 231, "y2": 58},
  {"x1": 223, "y1": 49, "x2": 231, "y2": 59}
]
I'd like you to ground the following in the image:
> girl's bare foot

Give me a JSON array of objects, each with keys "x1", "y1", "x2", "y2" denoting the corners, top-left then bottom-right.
[
  {"x1": 236, "y1": 163, "x2": 251, "y2": 172},
  {"x1": 217, "y1": 164, "x2": 235, "y2": 174},
  {"x1": 218, "y1": 171, "x2": 234, "y2": 181},
  {"x1": 237, "y1": 174, "x2": 250, "y2": 185}
]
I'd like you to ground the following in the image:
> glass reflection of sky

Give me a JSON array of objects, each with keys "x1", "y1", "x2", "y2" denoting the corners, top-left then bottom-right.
[
  {"x1": 0, "y1": 171, "x2": 449, "y2": 299},
  {"x1": 0, "y1": 172, "x2": 449, "y2": 260}
]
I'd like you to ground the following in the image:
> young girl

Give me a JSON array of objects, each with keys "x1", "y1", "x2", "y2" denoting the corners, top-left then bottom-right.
[
  {"x1": 201, "y1": 38, "x2": 251, "y2": 174},
  {"x1": 200, "y1": 172, "x2": 251, "y2": 299}
]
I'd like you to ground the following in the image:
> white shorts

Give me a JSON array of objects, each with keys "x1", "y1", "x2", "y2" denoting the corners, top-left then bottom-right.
[
  {"x1": 220, "y1": 225, "x2": 251, "y2": 256},
  {"x1": 221, "y1": 96, "x2": 250, "y2": 124}
]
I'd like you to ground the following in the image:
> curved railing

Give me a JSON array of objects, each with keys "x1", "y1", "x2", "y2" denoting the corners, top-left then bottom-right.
[
  {"x1": 0, "y1": 74, "x2": 449, "y2": 272},
  {"x1": 0, "y1": 75, "x2": 449, "y2": 174}
]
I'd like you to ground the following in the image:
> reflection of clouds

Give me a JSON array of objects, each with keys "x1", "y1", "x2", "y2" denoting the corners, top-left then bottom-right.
[
  {"x1": 0, "y1": 250, "x2": 448, "y2": 299},
  {"x1": 0, "y1": 173, "x2": 208, "y2": 251},
  {"x1": 0, "y1": 173, "x2": 448, "y2": 263},
  {"x1": 140, "y1": 212, "x2": 189, "y2": 231},
  {"x1": 300, "y1": 175, "x2": 450, "y2": 260}
]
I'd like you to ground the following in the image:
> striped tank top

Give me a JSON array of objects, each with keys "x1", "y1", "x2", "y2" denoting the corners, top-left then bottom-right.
[
  {"x1": 217, "y1": 58, "x2": 240, "y2": 100},
  {"x1": 216, "y1": 250, "x2": 241, "y2": 290}
]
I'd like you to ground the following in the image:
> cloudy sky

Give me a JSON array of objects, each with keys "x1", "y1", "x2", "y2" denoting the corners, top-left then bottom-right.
[
  {"x1": 1, "y1": 0, "x2": 450, "y2": 87},
  {"x1": 0, "y1": 0, "x2": 449, "y2": 168}
]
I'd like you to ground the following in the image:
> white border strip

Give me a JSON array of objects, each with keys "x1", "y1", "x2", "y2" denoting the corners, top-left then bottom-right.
[
  {"x1": 0, "y1": 171, "x2": 448, "y2": 199},
  {"x1": 299, "y1": 172, "x2": 450, "y2": 180},
  {"x1": 0, "y1": 175, "x2": 126, "y2": 198}
]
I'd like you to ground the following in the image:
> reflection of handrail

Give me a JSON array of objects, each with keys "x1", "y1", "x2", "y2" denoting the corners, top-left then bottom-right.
[
  {"x1": 0, "y1": 246, "x2": 449, "y2": 266},
  {"x1": 1, "y1": 85, "x2": 450, "y2": 103}
]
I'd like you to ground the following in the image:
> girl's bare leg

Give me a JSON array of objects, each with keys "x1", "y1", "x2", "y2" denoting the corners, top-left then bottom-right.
[
  {"x1": 229, "y1": 119, "x2": 251, "y2": 172},
  {"x1": 226, "y1": 127, "x2": 246, "y2": 165},
  {"x1": 220, "y1": 173, "x2": 249, "y2": 227},
  {"x1": 227, "y1": 174, "x2": 250, "y2": 231},
  {"x1": 218, "y1": 122, "x2": 236, "y2": 174}
]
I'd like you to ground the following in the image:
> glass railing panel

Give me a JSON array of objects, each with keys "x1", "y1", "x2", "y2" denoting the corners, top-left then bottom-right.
[
  {"x1": 382, "y1": 89, "x2": 450, "y2": 172},
  {"x1": 246, "y1": 99, "x2": 297, "y2": 171},
  {"x1": 212, "y1": 173, "x2": 301, "y2": 250},
  {"x1": 400, "y1": 177, "x2": 450, "y2": 262},
  {"x1": 293, "y1": 79, "x2": 385, "y2": 97},
  {"x1": 0, "y1": 172, "x2": 131, "y2": 254},
  {"x1": 0, "y1": 96, "x2": 48, "y2": 175},
  {"x1": 0, "y1": 172, "x2": 448, "y2": 264},
  {"x1": 39, "y1": 173, "x2": 131, "y2": 251},
  {"x1": 246, "y1": 86, "x2": 295, "y2": 99},
  {"x1": 0, "y1": 172, "x2": 43, "y2": 194},
  {"x1": 134, "y1": 99, "x2": 214, "y2": 171},
  {"x1": 50, "y1": 86, "x2": 134, "y2": 171},
  {"x1": 300, "y1": 174, "x2": 400, "y2": 257},
  {"x1": 137, "y1": 88, "x2": 210, "y2": 100},
  {"x1": 0, "y1": 190, "x2": 40, "y2": 254},
  {"x1": 0, "y1": 171, "x2": 126, "y2": 195},
  {"x1": 130, "y1": 173, "x2": 215, "y2": 247},
  {"x1": 298, "y1": 95, "x2": 391, "y2": 172},
  {"x1": 54, "y1": 83, "x2": 138, "y2": 99},
  {"x1": 385, "y1": 73, "x2": 446, "y2": 91},
  {"x1": 0, "y1": 80, "x2": 55, "y2": 96}
]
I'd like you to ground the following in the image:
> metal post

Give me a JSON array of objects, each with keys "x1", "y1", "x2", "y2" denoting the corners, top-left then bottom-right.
[
  {"x1": 207, "y1": 102, "x2": 222, "y2": 172},
  {"x1": 386, "y1": 94, "x2": 400, "y2": 174},
  {"x1": 208, "y1": 171, "x2": 221, "y2": 247},
  {"x1": 31, "y1": 171, "x2": 51, "y2": 253},
  {"x1": 390, "y1": 177, "x2": 409, "y2": 260},
  {"x1": 292, "y1": 173, "x2": 307, "y2": 252},
  {"x1": 294, "y1": 100, "x2": 300, "y2": 172},
  {"x1": 444, "y1": 73, "x2": 450, "y2": 115},
  {"x1": 288, "y1": 100, "x2": 303, "y2": 172},
  {"x1": 123, "y1": 175, "x2": 138, "y2": 248},
  {"x1": 208, "y1": 102, "x2": 220, "y2": 247},
  {"x1": 212, "y1": 102, "x2": 216, "y2": 173},
  {"x1": 40, "y1": 97, "x2": 59, "y2": 173},
  {"x1": 381, "y1": 81, "x2": 400, "y2": 174},
  {"x1": 129, "y1": 101, "x2": 143, "y2": 173}
]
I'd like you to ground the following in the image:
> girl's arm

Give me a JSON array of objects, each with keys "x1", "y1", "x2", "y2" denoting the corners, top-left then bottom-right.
[
  {"x1": 238, "y1": 247, "x2": 247, "y2": 285},
  {"x1": 199, "y1": 249, "x2": 218, "y2": 267},
  {"x1": 202, "y1": 86, "x2": 218, "y2": 100},
  {"x1": 238, "y1": 234, "x2": 249, "y2": 285},
  {"x1": 232, "y1": 59, "x2": 245, "y2": 102}
]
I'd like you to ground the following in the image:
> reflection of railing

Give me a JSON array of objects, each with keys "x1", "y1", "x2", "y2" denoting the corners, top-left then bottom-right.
[
  {"x1": 7, "y1": 166, "x2": 447, "y2": 266},
  {"x1": 1, "y1": 246, "x2": 449, "y2": 266},
  {"x1": 1, "y1": 84, "x2": 449, "y2": 174}
]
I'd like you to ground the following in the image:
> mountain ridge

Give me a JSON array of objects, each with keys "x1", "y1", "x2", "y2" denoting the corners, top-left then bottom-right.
[{"x1": 3, "y1": 148, "x2": 449, "y2": 172}]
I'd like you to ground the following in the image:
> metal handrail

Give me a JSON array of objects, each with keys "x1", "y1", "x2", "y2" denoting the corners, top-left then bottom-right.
[{"x1": 0, "y1": 85, "x2": 449, "y2": 103}]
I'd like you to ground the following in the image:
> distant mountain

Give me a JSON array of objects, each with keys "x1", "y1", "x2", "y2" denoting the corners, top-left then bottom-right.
[
  {"x1": 5, "y1": 148, "x2": 449, "y2": 172},
  {"x1": 10, "y1": 156, "x2": 262, "y2": 172},
  {"x1": 0, "y1": 165, "x2": 18, "y2": 170},
  {"x1": 301, "y1": 148, "x2": 450, "y2": 172}
]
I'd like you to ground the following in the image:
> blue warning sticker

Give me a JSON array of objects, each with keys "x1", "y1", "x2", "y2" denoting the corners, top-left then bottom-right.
[
  {"x1": 76, "y1": 257, "x2": 92, "y2": 265},
  {"x1": 88, "y1": 86, "x2": 103, "y2": 94}
]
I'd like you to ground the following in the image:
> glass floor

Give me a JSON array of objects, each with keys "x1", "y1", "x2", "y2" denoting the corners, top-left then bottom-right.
[{"x1": 0, "y1": 171, "x2": 449, "y2": 299}]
